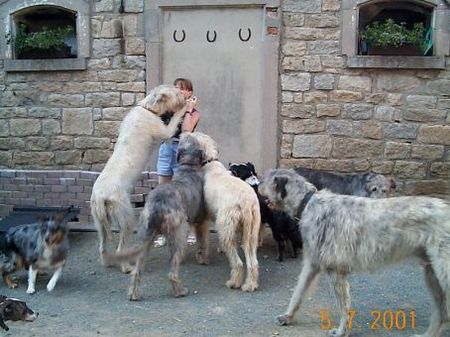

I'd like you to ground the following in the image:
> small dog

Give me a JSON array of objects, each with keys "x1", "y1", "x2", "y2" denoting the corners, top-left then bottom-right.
[
  {"x1": 294, "y1": 167, "x2": 396, "y2": 198},
  {"x1": 190, "y1": 133, "x2": 260, "y2": 292},
  {"x1": 7, "y1": 211, "x2": 69, "y2": 294},
  {"x1": 90, "y1": 84, "x2": 186, "y2": 272},
  {"x1": 229, "y1": 162, "x2": 301, "y2": 262},
  {"x1": 0, "y1": 295, "x2": 38, "y2": 331},
  {"x1": 0, "y1": 233, "x2": 25, "y2": 288},
  {"x1": 103, "y1": 133, "x2": 208, "y2": 300},
  {"x1": 259, "y1": 168, "x2": 450, "y2": 337}
]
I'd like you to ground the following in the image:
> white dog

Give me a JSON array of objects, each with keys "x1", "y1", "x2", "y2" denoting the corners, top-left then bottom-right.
[
  {"x1": 90, "y1": 84, "x2": 186, "y2": 272},
  {"x1": 189, "y1": 132, "x2": 260, "y2": 292}
]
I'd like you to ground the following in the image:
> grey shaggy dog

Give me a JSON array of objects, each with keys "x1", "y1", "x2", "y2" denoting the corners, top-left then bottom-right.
[
  {"x1": 294, "y1": 167, "x2": 396, "y2": 198},
  {"x1": 103, "y1": 133, "x2": 208, "y2": 301},
  {"x1": 259, "y1": 168, "x2": 450, "y2": 337}
]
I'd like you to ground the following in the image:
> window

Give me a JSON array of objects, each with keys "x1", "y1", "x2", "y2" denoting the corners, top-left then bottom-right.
[
  {"x1": 0, "y1": 0, "x2": 90, "y2": 71},
  {"x1": 342, "y1": 0, "x2": 449, "y2": 69}
]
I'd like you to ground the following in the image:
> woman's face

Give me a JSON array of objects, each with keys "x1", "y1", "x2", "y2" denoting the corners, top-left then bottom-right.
[{"x1": 175, "y1": 84, "x2": 193, "y2": 99}]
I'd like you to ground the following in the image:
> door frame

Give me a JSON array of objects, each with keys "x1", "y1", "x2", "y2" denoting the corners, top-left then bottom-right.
[{"x1": 145, "y1": 0, "x2": 280, "y2": 171}]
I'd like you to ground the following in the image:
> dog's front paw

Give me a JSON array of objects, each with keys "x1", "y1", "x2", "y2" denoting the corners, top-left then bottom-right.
[
  {"x1": 26, "y1": 287, "x2": 36, "y2": 295},
  {"x1": 276, "y1": 314, "x2": 293, "y2": 326},
  {"x1": 241, "y1": 281, "x2": 258, "y2": 292},
  {"x1": 174, "y1": 287, "x2": 189, "y2": 297}
]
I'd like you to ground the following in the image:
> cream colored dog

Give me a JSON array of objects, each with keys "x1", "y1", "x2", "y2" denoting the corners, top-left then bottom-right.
[
  {"x1": 189, "y1": 132, "x2": 260, "y2": 292},
  {"x1": 90, "y1": 84, "x2": 186, "y2": 272}
]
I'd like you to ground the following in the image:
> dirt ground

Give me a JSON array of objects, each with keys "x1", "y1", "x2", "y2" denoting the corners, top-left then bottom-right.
[{"x1": 1, "y1": 229, "x2": 448, "y2": 337}]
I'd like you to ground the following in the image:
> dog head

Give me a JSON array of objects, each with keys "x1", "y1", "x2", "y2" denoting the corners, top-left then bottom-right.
[
  {"x1": 364, "y1": 174, "x2": 396, "y2": 198},
  {"x1": 138, "y1": 84, "x2": 186, "y2": 117},
  {"x1": 260, "y1": 169, "x2": 316, "y2": 216},
  {"x1": 39, "y1": 211, "x2": 68, "y2": 247},
  {"x1": 188, "y1": 132, "x2": 219, "y2": 163},
  {"x1": 177, "y1": 133, "x2": 204, "y2": 167},
  {"x1": 229, "y1": 162, "x2": 260, "y2": 187},
  {"x1": 0, "y1": 297, "x2": 38, "y2": 331}
]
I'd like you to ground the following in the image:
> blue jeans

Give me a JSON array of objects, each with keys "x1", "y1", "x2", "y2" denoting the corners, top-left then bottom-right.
[{"x1": 156, "y1": 140, "x2": 179, "y2": 177}]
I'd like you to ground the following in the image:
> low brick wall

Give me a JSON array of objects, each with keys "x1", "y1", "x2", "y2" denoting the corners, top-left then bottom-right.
[{"x1": 0, "y1": 169, "x2": 158, "y2": 224}]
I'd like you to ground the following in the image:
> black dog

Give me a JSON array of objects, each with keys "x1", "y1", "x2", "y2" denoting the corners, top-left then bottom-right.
[
  {"x1": 0, "y1": 295, "x2": 38, "y2": 330},
  {"x1": 229, "y1": 162, "x2": 302, "y2": 262}
]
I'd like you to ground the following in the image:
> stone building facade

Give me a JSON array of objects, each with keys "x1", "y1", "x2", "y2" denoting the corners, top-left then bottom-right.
[{"x1": 0, "y1": 0, "x2": 449, "y2": 221}]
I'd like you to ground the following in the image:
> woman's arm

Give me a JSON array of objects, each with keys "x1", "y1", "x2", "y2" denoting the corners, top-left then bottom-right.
[{"x1": 181, "y1": 110, "x2": 200, "y2": 132}]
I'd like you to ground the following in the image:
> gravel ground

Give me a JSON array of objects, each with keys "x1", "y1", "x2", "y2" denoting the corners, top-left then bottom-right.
[{"x1": 1, "y1": 229, "x2": 449, "y2": 337}]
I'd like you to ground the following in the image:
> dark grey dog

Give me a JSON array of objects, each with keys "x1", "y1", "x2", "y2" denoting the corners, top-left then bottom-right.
[
  {"x1": 7, "y1": 211, "x2": 69, "y2": 294},
  {"x1": 294, "y1": 167, "x2": 396, "y2": 198},
  {"x1": 104, "y1": 133, "x2": 208, "y2": 300},
  {"x1": 259, "y1": 169, "x2": 450, "y2": 337}
]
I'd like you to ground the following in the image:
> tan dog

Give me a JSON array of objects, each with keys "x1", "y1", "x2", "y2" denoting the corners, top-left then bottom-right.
[
  {"x1": 90, "y1": 84, "x2": 186, "y2": 272},
  {"x1": 189, "y1": 132, "x2": 260, "y2": 292}
]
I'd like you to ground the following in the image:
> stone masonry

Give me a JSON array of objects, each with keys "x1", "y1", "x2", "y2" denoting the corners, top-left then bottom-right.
[
  {"x1": 279, "y1": 0, "x2": 450, "y2": 197},
  {"x1": 0, "y1": 0, "x2": 449, "y2": 222}
]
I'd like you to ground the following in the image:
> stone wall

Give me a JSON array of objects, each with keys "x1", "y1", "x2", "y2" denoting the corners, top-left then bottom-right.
[
  {"x1": 0, "y1": 0, "x2": 449, "y2": 199},
  {"x1": 0, "y1": 0, "x2": 146, "y2": 172},
  {"x1": 279, "y1": 0, "x2": 450, "y2": 197}
]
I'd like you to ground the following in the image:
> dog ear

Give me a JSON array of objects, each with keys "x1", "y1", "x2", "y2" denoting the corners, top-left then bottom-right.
[
  {"x1": 247, "y1": 162, "x2": 256, "y2": 174},
  {"x1": 274, "y1": 176, "x2": 288, "y2": 199}
]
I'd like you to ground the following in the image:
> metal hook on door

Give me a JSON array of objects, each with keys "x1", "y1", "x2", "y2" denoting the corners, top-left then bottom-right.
[
  {"x1": 173, "y1": 29, "x2": 186, "y2": 43},
  {"x1": 206, "y1": 30, "x2": 217, "y2": 43},
  {"x1": 238, "y1": 28, "x2": 251, "y2": 42}
]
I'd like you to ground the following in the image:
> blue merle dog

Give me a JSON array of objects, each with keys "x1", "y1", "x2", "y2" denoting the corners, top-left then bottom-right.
[{"x1": 6, "y1": 211, "x2": 69, "y2": 294}]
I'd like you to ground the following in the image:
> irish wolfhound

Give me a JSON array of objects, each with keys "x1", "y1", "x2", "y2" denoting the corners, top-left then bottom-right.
[
  {"x1": 294, "y1": 167, "x2": 396, "y2": 198},
  {"x1": 189, "y1": 132, "x2": 260, "y2": 292},
  {"x1": 259, "y1": 168, "x2": 450, "y2": 337},
  {"x1": 90, "y1": 85, "x2": 186, "y2": 272},
  {"x1": 103, "y1": 133, "x2": 208, "y2": 300}
]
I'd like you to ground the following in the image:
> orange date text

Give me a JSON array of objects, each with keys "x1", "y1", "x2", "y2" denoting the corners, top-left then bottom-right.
[{"x1": 320, "y1": 309, "x2": 417, "y2": 331}]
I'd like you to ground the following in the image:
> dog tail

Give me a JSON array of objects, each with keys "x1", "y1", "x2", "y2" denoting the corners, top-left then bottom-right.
[
  {"x1": 242, "y1": 201, "x2": 261, "y2": 254},
  {"x1": 91, "y1": 194, "x2": 135, "y2": 241},
  {"x1": 102, "y1": 241, "x2": 151, "y2": 266}
]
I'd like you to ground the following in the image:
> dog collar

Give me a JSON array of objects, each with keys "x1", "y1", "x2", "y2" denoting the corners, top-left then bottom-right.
[
  {"x1": 201, "y1": 158, "x2": 218, "y2": 166},
  {"x1": 295, "y1": 190, "x2": 315, "y2": 221}
]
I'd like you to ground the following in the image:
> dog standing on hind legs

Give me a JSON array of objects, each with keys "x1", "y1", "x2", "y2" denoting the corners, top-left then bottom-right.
[
  {"x1": 103, "y1": 133, "x2": 208, "y2": 300},
  {"x1": 90, "y1": 84, "x2": 186, "y2": 272},
  {"x1": 259, "y1": 168, "x2": 450, "y2": 337}
]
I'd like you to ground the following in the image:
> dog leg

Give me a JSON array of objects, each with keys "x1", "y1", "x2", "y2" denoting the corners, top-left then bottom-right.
[
  {"x1": 277, "y1": 239, "x2": 286, "y2": 262},
  {"x1": 128, "y1": 242, "x2": 150, "y2": 301},
  {"x1": 411, "y1": 262, "x2": 448, "y2": 337},
  {"x1": 217, "y1": 224, "x2": 244, "y2": 289},
  {"x1": 46, "y1": 266, "x2": 63, "y2": 292},
  {"x1": 276, "y1": 257, "x2": 320, "y2": 326},
  {"x1": 241, "y1": 235, "x2": 259, "y2": 292},
  {"x1": 328, "y1": 272, "x2": 351, "y2": 337},
  {"x1": 195, "y1": 221, "x2": 210, "y2": 265},
  {"x1": 26, "y1": 266, "x2": 38, "y2": 294},
  {"x1": 168, "y1": 234, "x2": 189, "y2": 297}
]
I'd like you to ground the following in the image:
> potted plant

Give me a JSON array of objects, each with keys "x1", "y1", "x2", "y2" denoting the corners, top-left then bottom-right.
[
  {"x1": 360, "y1": 18, "x2": 428, "y2": 56},
  {"x1": 6, "y1": 24, "x2": 75, "y2": 59}
]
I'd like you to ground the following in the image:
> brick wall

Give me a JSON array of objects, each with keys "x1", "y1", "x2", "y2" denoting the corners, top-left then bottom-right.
[{"x1": 0, "y1": 169, "x2": 158, "y2": 223}]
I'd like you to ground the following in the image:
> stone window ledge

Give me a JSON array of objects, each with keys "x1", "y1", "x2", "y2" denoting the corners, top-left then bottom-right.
[
  {"x1": 347, "y1": 56, "x2": 446, "y2": 69},
  {"x1": 4, "y1": 58, "x2": 87, "y2": 72}
]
